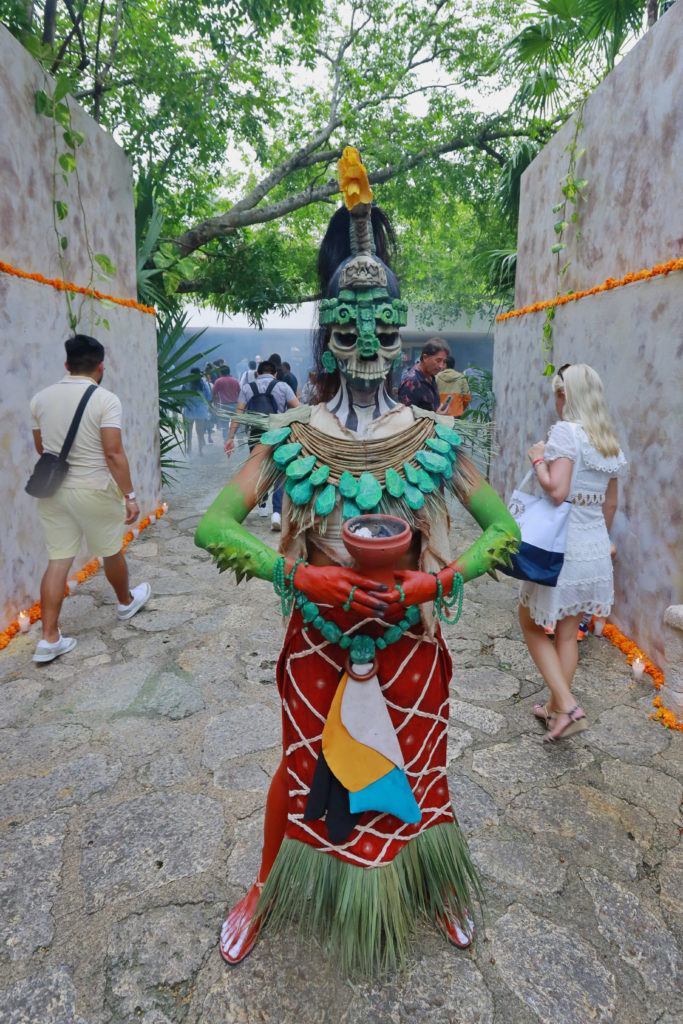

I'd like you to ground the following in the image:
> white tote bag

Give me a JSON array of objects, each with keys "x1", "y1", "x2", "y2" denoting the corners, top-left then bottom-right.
[{"x1": 500, "y1": 470, "x2": 571, "y2": 586}]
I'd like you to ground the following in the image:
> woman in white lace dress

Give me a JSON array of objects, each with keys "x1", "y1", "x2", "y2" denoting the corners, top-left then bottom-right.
[{"x1": 519, "y1": 364, "x2": 627, "y2": 741}]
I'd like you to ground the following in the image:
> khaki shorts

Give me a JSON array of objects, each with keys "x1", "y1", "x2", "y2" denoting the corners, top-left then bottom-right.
[{"x1": 37, "y1": 482, "x2": 125, "y2": 559}]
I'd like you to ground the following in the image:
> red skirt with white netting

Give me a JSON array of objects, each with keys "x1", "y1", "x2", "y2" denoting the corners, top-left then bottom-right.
[{"x1": 277, "y1": 606, "x2": 454, "y2": 868}]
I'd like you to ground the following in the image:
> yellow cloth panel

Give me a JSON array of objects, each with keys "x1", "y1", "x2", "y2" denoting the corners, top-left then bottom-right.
[{"x1": 322, "y1": 673, "x2": 395, "y2": 792}]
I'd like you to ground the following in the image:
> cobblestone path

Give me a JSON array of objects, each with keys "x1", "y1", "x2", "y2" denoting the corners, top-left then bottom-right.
[{"x1": 1, "y1": 440, "x2": 681, "y2": 1024}]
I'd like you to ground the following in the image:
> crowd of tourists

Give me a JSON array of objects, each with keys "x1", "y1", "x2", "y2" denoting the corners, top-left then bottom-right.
[{"x1": 182, "y1": 354, "x2": 301, "y2": 459}]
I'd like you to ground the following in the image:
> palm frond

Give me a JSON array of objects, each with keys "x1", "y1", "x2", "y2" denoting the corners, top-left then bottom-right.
[
  {"x1": 475, "y1": 247, "x2": 518, "y2": 296},
  {"x1": 156, "y1": 310, "x2": 216, "y2": 482},
  {"x1": 496, "y1": 141, "x2": 543, "y2": 226}
]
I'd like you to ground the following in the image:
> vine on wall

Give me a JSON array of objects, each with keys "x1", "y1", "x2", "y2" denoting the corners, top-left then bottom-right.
[
  {"x1": 35, "y1": 75, "x2": 117, "y2": 332},
  {"x1": 542, "y1": 98, "x2": 589, "y2": 376}
]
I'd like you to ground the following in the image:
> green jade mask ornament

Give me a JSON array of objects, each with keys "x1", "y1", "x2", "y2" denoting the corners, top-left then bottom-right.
[{"x1": 320, "y1": 255, "x2": 407, "y2": 390}]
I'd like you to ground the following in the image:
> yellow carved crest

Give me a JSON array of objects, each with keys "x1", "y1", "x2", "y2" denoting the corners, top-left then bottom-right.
[{"x1": 338, "y1": 146, "x2": 373, "y2": 210}]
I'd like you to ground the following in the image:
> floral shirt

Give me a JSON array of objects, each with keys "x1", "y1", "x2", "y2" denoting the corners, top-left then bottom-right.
[{"x1": 397, "y1": 365, "x2": 440, "y2": 412}]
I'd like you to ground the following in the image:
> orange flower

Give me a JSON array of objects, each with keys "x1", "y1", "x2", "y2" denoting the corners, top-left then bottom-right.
[
  {"x1": 600, "y1": 621, "x2": 680, "y2": 731},
  {"x1": 496, "y1": 256, "x2": 683, "y2": 322},
  {"x1": 0, "y1": 259, "x2": 156, "y2": 316},
  {"x1": 337, "y1": 147, "x2": 373, "y2": 210}
]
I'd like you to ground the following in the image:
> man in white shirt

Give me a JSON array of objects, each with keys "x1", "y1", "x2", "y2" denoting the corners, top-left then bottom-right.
[
  {"x1": 239, "y1": 360, "x2": 258, "y2": 388},
  {"x1": 29, "y1": 335, "x2": 151, "y2": 663}
]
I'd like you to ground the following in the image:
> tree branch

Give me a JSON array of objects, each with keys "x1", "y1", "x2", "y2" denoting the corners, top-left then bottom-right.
[
  {"x1": 50, "y1": 0, "x2": 89, "y2": 75},
  {"x1": 172, "y1": 125, "x2": 533, "y2": 256},
  {"x1": 72, "y1": 75, "x2": 136, "y2": 99},
  {"x1": 41, "y1": 0, "x2": 57, "y2": 46},
  {"x1": 405, "y1": 0, "x2": 450, "y2": 67},
  {"x1": 98, "y1": 0, "x2": 125, "y2": 88},
  {"x1": 92, "y1": 0, "x2": 106, "y2": 120}
]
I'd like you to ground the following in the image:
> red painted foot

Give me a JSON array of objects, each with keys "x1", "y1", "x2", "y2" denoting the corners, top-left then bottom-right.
[
  {"x1": 435, "y1": 906, "x2": 474, "y2": 949},
  {"x1": 219, "y1": 882, "x2": 263, "y2": 965}
]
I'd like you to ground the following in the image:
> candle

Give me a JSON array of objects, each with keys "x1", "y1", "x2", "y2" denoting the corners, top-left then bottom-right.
[
  {"x1": 632, "y1": 657, "x2": 645, "y2": 680},
  {"x1": 593, "y1": 617, "x2": 605, "y2": 636},
  {"x1": 18, "y1": 611, "x2": 30, "y2": 632},
  {"x1": 162, "y1": 502, "x2": 168, "y2": 514}
]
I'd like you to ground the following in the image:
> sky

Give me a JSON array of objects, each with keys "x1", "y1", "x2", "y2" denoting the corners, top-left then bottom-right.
[{"x1": 186, "y1": 301, "x2": 317, "y2": 331}]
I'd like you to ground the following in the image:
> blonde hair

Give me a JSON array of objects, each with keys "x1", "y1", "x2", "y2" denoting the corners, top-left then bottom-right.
[{"x1": 552, "y1": 364, "x2": 620, "y2": 457}]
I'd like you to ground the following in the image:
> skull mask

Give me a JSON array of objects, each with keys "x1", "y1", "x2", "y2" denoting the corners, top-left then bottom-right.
[{"x1": 320, "y1": 254, "x2": 407, "y2": 391}]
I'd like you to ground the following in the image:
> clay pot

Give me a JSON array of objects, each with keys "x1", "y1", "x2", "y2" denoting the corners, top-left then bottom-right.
[{"x1": 342, "y1": 514, "x2": 412, "y2": 588}]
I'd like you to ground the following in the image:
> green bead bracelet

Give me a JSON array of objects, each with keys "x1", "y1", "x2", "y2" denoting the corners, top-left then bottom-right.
[
  {"x1": 430, "y1": 570, "x2": 464, "y2": 622},
  {"x1": 273, "y1": 556, "x2": 308, "y2": 616}
]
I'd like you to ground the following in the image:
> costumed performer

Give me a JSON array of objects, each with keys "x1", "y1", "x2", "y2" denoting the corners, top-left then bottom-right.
[{"x1": 195, "y1": 147, "x2": 521, "y2": 976}]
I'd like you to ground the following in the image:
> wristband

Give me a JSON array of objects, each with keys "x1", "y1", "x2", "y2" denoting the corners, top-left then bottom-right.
[
  {"x1": 532, "y1": 459, "x2": 544, "y2": 467},
  {"x1": 124, "y1": 491, "x2": 136, "y2": 500}
]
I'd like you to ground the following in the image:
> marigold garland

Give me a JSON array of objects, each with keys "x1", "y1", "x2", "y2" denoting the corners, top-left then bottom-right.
[
  {"x1": 0, "y1": 506, "x2": 165, "y2": 650},
  {"x1": 601, "y1": 622, "x2": 682, "y2": 732},
  {"x1": 0, "y1": 259, "x2": 156, "y2": 316},
  {"x1": 495, "y1": 257, "x2": 683, "y2": 323}
]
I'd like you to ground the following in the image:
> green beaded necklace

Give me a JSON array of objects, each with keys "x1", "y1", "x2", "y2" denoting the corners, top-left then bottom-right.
[{"x1": 260, "y1": 422, "x2": 463, "y2": 520}]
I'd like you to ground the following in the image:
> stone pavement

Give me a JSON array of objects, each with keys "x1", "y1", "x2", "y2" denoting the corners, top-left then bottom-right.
[{"x1": 1, "y1": 437, "x2": 681, "y2": 1024}]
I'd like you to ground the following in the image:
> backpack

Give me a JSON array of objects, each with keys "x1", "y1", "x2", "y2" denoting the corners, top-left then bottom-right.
[
  {"x1": 247, "y1": 379, "x2": 278, "y2": 415},
  {"x1": 246, "y1": 379, "x2": 278, "y2": 435}
]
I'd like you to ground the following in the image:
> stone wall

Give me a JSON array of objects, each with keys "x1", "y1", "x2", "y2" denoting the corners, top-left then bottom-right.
[
  {"x1": 492, "y1": 3, "x2": 683, "y2": 666},
  {"x1": 0, "y1": 25, "x2": 160, "y2": 627}
]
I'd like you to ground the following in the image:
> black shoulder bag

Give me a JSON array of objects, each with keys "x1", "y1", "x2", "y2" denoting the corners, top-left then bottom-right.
[{"x1": 25, "y1": 384, "x2": 97, "y2": 498}]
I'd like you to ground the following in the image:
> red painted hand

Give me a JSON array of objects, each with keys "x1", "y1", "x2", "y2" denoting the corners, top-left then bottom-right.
[
  {"x1": 292, "y1": 562, "x2": 389, "y2": 617},
  {"x1": 373, "y1": 566, "x2": 456, "y2": 608}
]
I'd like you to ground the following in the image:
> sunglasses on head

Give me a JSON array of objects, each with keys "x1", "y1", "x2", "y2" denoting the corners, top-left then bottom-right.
[{"x1": 558, "y1": 363, "x2": 571, "y2": 381}]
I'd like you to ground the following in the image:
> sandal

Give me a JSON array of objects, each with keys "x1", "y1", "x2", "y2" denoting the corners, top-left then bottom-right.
[
  {"x1": 544, "y1": 705, "x2": 587, "y2": 743},
  {"x1": 220, "y1": 881, "x2": 264, "y2": 965},
  {"x1": 532, "y1": 702, "x2": 553, "y2": 728}
]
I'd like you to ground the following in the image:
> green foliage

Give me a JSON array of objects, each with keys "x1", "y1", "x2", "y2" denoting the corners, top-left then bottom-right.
[
  {"x1": 187, "y1": 226, "x2": 318, "y2": 326},
  {"x1": 542, "y1": 101, "x2": 589, "y2": 373},
  {"x1": 33, "y1": 73, "x2": 115, "y2": 331},
  {"x1": 155, "y1": 310, "x2": 215, "y2": 481},
  {"x1": 495, "y1": 139, "x2": 544, "y2": 228},
  {"x1": 10, "y1": 0, "x2": 638, "y2": 326},
  {"x1": 477, "y1": 248, "x2": 518, "y2": 305},
  {"x1": 503, "y1": 0, "x2": 650, "y2": 114},
  {"x1": 1, "y1": 0, "x2": 534, "y2": 317},
  {"x1": 462, "y1": 366, "x2": 495, "y2": 478},
  {"x1": 94, "y1": 253, "x2": 117, "y2": 276}
]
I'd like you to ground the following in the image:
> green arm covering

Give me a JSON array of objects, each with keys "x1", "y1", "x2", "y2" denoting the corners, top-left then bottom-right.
[
  {"x1": 449, "y1": 478, "x2": 520, "y2": 583},
  {"x1": 194, "y1": 479, "x2": 280, "y2": 583}
]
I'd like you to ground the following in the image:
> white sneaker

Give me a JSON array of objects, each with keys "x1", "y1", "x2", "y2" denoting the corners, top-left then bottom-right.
[
  {"x1": 33, "y1": 631, "x2": 77, "y2": 663},
  {"x1": 271, "y1": 512, "x2": 281, "y2": 531},
  {"x1": 257, "y1": 503, "x2": 269, "y2": 518},
  {"x1": 117, "y1": 582, "x2": 152, "y2": 621}
]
